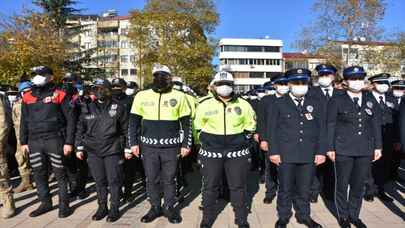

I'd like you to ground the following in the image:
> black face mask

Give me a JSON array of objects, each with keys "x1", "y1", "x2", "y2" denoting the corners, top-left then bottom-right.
[
  {"x1": 153, "y1": 76, "x2": 172, "y2": 92},
  {"x1": 112, "y1": 89, "x2": 124, "y2": 96},
  {"x1": 94, "y1": 87, "x2": 112, "y2": 102}
]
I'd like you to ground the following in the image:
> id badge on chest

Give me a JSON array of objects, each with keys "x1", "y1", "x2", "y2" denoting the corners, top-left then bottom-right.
[{"x1": 305, "y1": 113, "x2": 313, "y2": 120}]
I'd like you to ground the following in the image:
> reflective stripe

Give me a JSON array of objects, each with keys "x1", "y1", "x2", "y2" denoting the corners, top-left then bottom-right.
[
  {"x1": 140, "y1": 136, "x2": 180, "y2": 145},
  {"x1": 31, "y1": 163, "x2": 42, "y2": 168},
  {"x1": 49, "y1": 153, "x2": 62, "y2": 159},
  {"x1": 51, "y1": 163, "x2": 64, "y2": 169},
  {"x1": 29, "y1": 153, "x2": 41, "y2": 158},
  {"x1": 77, "y1": 146, "x2": 84, "y2": 151},
  {"x1": 30, "y1": 157, "x2": 42, "y2": 163},
  {"x1": 50, "y1": 157, "x2": 62, "y2": 164},
  {"x1": 199, "y1": 148, "x2": 250, "y2": 159}
]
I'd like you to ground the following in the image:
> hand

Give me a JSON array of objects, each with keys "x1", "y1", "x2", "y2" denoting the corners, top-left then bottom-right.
[
  {"x1": 131, "y1": 145, "x2": 140, "y2": 157},
  {"x1": 373, "y1": 149, "x2": 382, "y2": 162},
  {"x1": 63, "y1": 145, "x2": 73, "y2": 156},
  {"x1": 254, "y1": 134, "x2": 260, "y2": 143},
  {"x1": 269, "y1": 155, "x2": 281, "y2": 166},
  {"x1": 180, "y1": 147, "x2": 191, "y2": 158},
  {"x1": 327, "y1": 151, "x2": 336, "y2": 162},
  {"x1": 76, "y1": 151, "x2": 84, "y2": 160},
  {"x1": 260, "y1": 141, "x2": 269, "y2": 151},
  {"x1": 314, "y1": 155, "x2": 326, "y2": 166},
  {"x1": 21, "y1": 145, "x2": 29, "y2": 155},
  {"x1": 394, "y1": 143, "x2": 401, "y2": 152},
  {"x1": 124, "y1": 153, "x2": 133, "y2": 160}
]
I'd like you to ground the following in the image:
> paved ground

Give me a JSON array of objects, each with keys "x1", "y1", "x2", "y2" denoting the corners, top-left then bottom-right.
[{"x1": 1, "y1": 171, "x2": 404, "y2": 228}]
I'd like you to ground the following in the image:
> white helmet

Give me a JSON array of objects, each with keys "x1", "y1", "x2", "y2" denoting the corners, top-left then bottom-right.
[
  {"x1": 213, "y1": 71, "x2": 234, "y2": 83},
  {"x1": 152, "y1": 64, "x2": 171, "y2": 75}
]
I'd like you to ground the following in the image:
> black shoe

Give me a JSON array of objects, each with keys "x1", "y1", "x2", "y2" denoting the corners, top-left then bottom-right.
[
  {"x1": 141, "y1": 206, "x2": 162, "y2": 223},
  {"x1": 77, "y1": 190, "x2": 89, "y2": 200},
  {"x1": 29, "y1": 201, "x2": 53, "y2": 217},
  {"x1": 106, "y1": 208, "x2": 120, "y2": 223},
  {"x1": 275, "y1": 219, "x2": 288, "y2": 228},
  {"x1": 364, "y1": 194, "x2": 374, "y2": 202},
  {"x1": 165, "y1": 207, "x2": 182, "y2": 224},
  {"x1": 296, "y1": 217, "x2": 323, "y2": 228},
  {"x1": 259, "y1": 174, "x2": 265, "y2": 184},
  {"x1": 263, "y1": 194, "x2": 276, "y2": 204},
  {"x1": 338, "y1": 218, "x2": 351, "y2": 228},
  {"x1": 123, "y1": 192, "x2": 134, "y2": 203},
  {"x1": 58, "y1": 204, "x2": 73, "y2": 218},
  {"x1": 200, "y1": 224, "x2": 211, "y2": 228},
  {"x1": 310, "y1": 195, "x2": 318, "y2": 203},
  {"x1": 199, "y1": 204, "x2": 204, "y2": 210},
  {"x1": 350, "y1": 219, "x2": 367, "y2": 228},
  {"x1": 238, "y1": 223, "x2": 250, "y2": 228},
  {"x1": 377, "y1": 192, "x2": 393, "y2": 202},
  {"x1": 92, "y1": 204, "x2": 108, "y2": 221}
]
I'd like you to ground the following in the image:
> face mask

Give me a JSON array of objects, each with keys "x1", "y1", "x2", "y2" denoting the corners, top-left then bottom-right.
[
  {"x1": 78, "y1": 89, "x2": 84, "y2": 96},
  {"x1": 173, "y1": 84, "x2": 182, "y2": 91},
  {"x1": 125, "y1": 88, "x2": 135, "y2": 96},
  {"x1": 290, "y1": 85, "x2": 309, "y2": 97},
  {"x1": 8, "y1": 96, "x2": 17, "y2": 104},
  {"x1": 375, "y1": 84, "x2": 389, "y2": 94},
  {"x1": 216, "y1": 85, "x2": 233, "y2": 97},
  {"x1": 276, "y1": 85, "x2": 289, "y2": 95},
  {"x1": 112, "y1": 89, "x2": 123, "y2": 96},
  {"x1": 393, "y1": 90, "x2": 403, "y2": 98},
  {"x1": 266, "y1": 90, "x2": 276, "y2": 95},
  {"x1": 318, "y1": 76, "x2": 333, "y2": 88},
  {"x1": 153, "y1": 76, "x2": 172, "y2": 91},
  {"x1": 95, "y1": 88, "x2": 111, "y2": 101},
  {"x1": 347, "y1": 80, "x2": 365, "y2": 92},
  {"x1": 32, "y1": 75, "x2": 47, "y2": 86}
]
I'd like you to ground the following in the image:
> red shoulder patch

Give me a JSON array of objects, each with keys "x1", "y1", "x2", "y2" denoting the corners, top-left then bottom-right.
[
  {"x1": 52, "y1": 89, "x2": 66, "y2": 104},
  {"x1": 22, "y1": 91, "x2": 37, "y2": 104}
]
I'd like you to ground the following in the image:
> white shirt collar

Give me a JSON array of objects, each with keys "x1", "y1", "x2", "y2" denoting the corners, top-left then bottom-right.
[
  {"x1": 321, "y1": 86, "x2": 333, "y2": 96},
  {"x1": 372, "y1": 90, "x2": 385, "y2": 103},
  {"x1": 347, "y1": 91, "x2": 362, "y2": 106},
  {"x1": 289, "y1": 93, "x2": 304, "y2": 106}
]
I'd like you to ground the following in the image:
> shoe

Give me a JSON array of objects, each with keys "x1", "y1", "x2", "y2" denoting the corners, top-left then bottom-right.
[
  {"x1": 13, "y1": 175, "x2": 34, "y2": 193},
  {"x1": 364, "y1": 194, "x2": 374, "y2": 202},
  {"x1": 29, "y1": 200, "x2": 53, "y2": 217},
  {"x1": 92, "y1": 204, "x2": 108, "y2": 221},
  {"x1": 58, "y1": 203, "x2": 73, "y2": 218},
  {"x1": 377, "y1": 192, "x2": 393, "y2": 202},
  {"x1": 263, "y1": 194, "x2": 276, "y2": 204},
  {"x1": 310, "y1": 195, "x2": 318, "y2": 203},
  {"x1": 70, "y1": 189, "x2": 89, "y2": 200},
  {"x1": 275, "y1": 219, "x2": 288, "y2": 228},
  {"x1": 338, "y1": 218, "x2": 351, "y2": 228},
  {"x1": 165, "y1": 207, "x2": 182, "y2": 224},
  {"x1": 350, "y1": 219, "x2": 367, "y2": 228},
  {"x1": 259, "y1": 174, "x2": 265, "y2": 184},
  {"x1": 200, "y1": 224, "x2": 211, "y2": 228},
  {"x1": 0, "y1": 193, "x2": 15, "y2": 219},
  {"x1": 141, "y1": 206, "x2": 162, "y2": 223},
  {"x1": 199, "y1": 204, "x2": 204, "y2": 210},
  {"x1": 296, "y1": 217, "x2": 323, "y2": 228},
  {"x1": 238, "y1": 223, "x2": 250, "y2": 228},
  {"x1": 106, "y1": 208, "x2": 120, "y2": 223}
]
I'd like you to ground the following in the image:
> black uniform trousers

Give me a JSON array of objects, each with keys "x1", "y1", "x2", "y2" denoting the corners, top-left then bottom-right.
[
  {"x1": 65, "y1": 153, "x2": 88, "y2": 193},
  {"x1": 142, "y1": 145, "x2": 178, "y2": 208},
  {"x1": 277, "y1": 162, "x2": 315, "y2": 221},
  {"x1": 200, "y1": 154, "x2": 250, "y2": 225},
  {"x1": 28, "y1": 136, "x2": 69, "y2": 206},
  {"x1": 334, "y1": 155, "x2": 371, "y2": 220},
  {"x1": 87, "y1": 153, "x2": 123, "y2": 209},
  {"x1": 310, "y1": 164, "x2": 326, "y2": 198},
  {"x1": 265, "y1": 156, "x2": 278, "y2": 198}
]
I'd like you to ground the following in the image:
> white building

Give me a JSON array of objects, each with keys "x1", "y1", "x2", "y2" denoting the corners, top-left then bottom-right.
[{"x1": 218, "y1": 38, "x2": 283, "y2": 92}]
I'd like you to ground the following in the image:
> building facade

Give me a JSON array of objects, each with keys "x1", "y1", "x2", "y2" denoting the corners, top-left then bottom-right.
[{"x1": 218, "y1": 38, "x2": 283, "y2": 92}]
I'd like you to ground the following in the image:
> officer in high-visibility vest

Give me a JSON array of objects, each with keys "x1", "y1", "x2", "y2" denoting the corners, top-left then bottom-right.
[
  {"x1": 128, "y1": 64, "x2": 192, "y2": 224},
  {"x1": 195, "y1": 71, "x2": 256, "y2": 228}
]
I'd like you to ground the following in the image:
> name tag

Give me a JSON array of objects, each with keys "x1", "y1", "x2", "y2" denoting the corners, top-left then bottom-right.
[{"x1": 305, "y1": 113, "x2": 313, "y2": 120}]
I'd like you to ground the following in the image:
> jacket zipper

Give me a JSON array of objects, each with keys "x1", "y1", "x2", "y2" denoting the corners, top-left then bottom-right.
[{"x1": 158, "y1": 93, "x2": 162, "y2": 120}]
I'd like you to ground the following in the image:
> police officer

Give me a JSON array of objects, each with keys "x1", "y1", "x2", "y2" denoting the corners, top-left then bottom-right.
[
  {"x1": 269, "y1": 68, "x2": 325, "y2": 228},
  {"x1": 195, "y1": 71, "x2": 255, "y2": 228},
  {"x1": 391, "y1": 79, "x2": 405, "y2": 180},
  {"x1": 257, "y1": 74, "x2": 289, "y2": 204},
  {"x1": 0, "y1": 89, "x2": 15, "y2": 219},
  {"x1": 12, "y1": 81, "x2": 34, "y2": 193},
  {"x1": 61, "y1": 73, "x2": 89, "y2": 200},
  {"x1": 128, "y1": 64, "x2": 192, "y2": 224},
  {"x1": 75, "y1": 79, "x2": 128, "y2": 222},
  {"x1": 125, "y1": 81, "x2": 138, "y2": 96},
  {"x1": 327, "y1": 66, "x2": 382, "y2": 228},
  {"x1": 21, "y1": 66, "x2": 75, "y2": 218},
  {"x1": 309, "y1": 64, "x2": 344, "y2": 203},
  {"x1": 363, "y1": 73, "x2": 396, "y2": 202}
]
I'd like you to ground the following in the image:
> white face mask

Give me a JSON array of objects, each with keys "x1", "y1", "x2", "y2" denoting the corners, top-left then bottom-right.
[
  {"x1": 8, "y1": 96, "x2": 17, "y2": 104},
  {"x1": 266, "y1": 90, "x2": 276, "y2": 95},
  {"x1": 216, "y1": 85, "x2": 233, "y2": 97},
  {"x1": 375, "y1": 84, "x2": 389, "y2": 94},
  {"x1": 125, "y1": 88, "x2": 135, "y2": 96},
  {"x1": 318, "y1": 76, "x2": 333, "y2": 88},
  {"x1": 290, "y1": 85, "x2": 309, "y2": 97},
  {"x1": 78, "y1": 89, "x2": 84, "y2": 96},
  {"x1": 276, "y1": 85, "x2": 289, "y2": 95},
  {"x1": 347, "y1": 80, "x2": 365, "y2": 92},
  {"x1": 32, "y1": 75, "x2": 47, "y2": 86},
  {"x1": 393, "y1": 90, "x2": 403, "y2": 98}
]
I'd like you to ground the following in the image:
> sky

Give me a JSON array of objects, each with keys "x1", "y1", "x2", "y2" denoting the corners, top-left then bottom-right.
[{"x1": 1, "y1": 0, "x2": 405, "y2": 51}]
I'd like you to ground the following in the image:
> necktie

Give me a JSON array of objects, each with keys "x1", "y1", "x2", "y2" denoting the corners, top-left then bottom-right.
[
  {"x1": 379, "y1": 96, "x2": 385, "y2": 109},
  {"x1": 353, "y1": 97, "x2": 360, "y2": 109},
  {"x1": 324, "y1": 89, "x2": 330, "y2": 100},
  {"x1": 295, "y1": 98, "x2": 303, "y2": 112}
]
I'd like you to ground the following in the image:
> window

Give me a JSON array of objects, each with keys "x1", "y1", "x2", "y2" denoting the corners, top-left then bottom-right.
[
  {"x1": 121, "y1": 69, "x2": 129, "y2": 76},
  {"x1": 121, "y1": 28, "x2": 129, "y2": 35},
  {"x1": 130, "y1": 69, "x2": 137, "y2": 75},
  {"x1": 222, "y1": 45, "x2": 281, "y2": 52},
  {"x1": 130, "y1": 55, "x2": 136, "y2": 63},
  {"x1": 121, "y1": 55, "x2": 129, "y2": 63},
  {"x1": 84, "y1": 42, "x2": 91, "y2": 49},
  {"x1": 264, "y1": 46, "x2": 280, "y2": 52},
  {"x1": 250, "y1": 72, "x2": 265, "y2": 78},
  {"x1": 121, "y1": 41, "x2": 128, "y2": 48}
]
